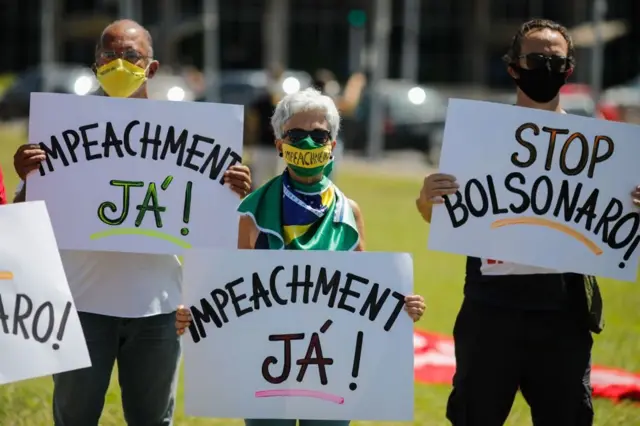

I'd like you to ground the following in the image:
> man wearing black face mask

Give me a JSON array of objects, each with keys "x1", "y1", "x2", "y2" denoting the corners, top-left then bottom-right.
[
  {"x1": 506, "y1": 19, "x2": 575, "y2": 108},
  {"x1": 414, "y1": 19, "x2": 630, "y2": 426}
]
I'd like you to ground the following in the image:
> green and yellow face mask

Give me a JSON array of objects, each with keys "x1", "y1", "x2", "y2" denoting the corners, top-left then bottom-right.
[
  {"x1": 96, "y1": 59, "x2": 148, "y2": 98},
  {"x1": 282, "y1": 136, "x2": 333, "y2": 177}
]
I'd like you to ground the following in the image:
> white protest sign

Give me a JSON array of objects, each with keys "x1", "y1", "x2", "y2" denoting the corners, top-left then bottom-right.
[
  {"x1": 26, "y1": 93, "x2": 244, "y2": 255},
  {"x1": 429, "y1": 99, "x2": 640, "y2": 281},
  {"x1": 182, "y1": 250, "x2": 414, "y2": 421},
  {"x1": 0, "y1": 201, "x2": 90, "y2": 385}
]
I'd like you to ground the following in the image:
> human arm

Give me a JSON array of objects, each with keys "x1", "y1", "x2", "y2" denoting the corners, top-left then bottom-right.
[
  {"x1": 416, "y1": 173, "x2": 459, "y2": 223},
  {"x1": 13, "y1": 181, "x2": 25, "y2": 203},
  {"x1": 335, "y1": 72, "x2": 366, "y2": 116},
  {"x1": 349, "y1": 199, "x2": 366, "y2": 251},
  {"x1": 237, "y1": 215, "x2": 258, "y2": 249}
]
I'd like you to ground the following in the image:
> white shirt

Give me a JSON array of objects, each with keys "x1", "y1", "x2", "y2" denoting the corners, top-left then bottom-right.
[{"x1": 16, "y1": 180, "x2": 182, "y2": 318}]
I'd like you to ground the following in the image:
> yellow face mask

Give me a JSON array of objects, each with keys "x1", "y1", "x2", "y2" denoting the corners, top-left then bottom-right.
[
  {"x1": 96, "y1": 59, "x2": 148, "y2": 98},
  {"x1": 281, "y1": 138, "x2": 332, "y2": 177}
]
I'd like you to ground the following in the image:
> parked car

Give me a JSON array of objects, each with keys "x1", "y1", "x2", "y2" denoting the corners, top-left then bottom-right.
[
  {"x1": 602, "y1": 85, "x2": 640, "y2": 123},
  {"x1": 492, "y1": 84, "x2": 620, "y2": 119},
  {"x1": 201, "y1": 69, "x2": 313, "y2": 105},
  {"x1": 146, "y1": 72, "x2": 197, "y2": 102},
  {"x1": 341, "y1": 79, "x2": 447, "y2": 165},
  {"x1": 0, "y1": 63, "x2": 195, "y2": 120},
  {"x1": 0, "y1": 63, "x2": 99, "y2": 120}
]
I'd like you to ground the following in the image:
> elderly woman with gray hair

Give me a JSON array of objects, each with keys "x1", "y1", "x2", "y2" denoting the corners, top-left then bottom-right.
[{"x1": 176, "y1": 87, "x2": 426, "y2": 426}]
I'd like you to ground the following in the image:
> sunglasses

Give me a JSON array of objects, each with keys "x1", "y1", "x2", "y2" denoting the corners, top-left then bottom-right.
[
  {"x1": 97, "y1": 50, "x2": 149, "y2": 64},
  {"x1": 518, "y1": 53, "x2": 570, "y2": 73},
  {"x1": 284, "y1": 128, "x2": 331, "y2": 144}
]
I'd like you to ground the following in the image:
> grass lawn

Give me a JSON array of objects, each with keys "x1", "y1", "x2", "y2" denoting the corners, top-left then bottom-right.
[{"x1": 0, "y1": 126, "x2": 639, "y2": 425}]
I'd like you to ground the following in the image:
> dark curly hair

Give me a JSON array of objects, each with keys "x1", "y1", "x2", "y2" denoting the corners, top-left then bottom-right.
[{"x1": 503, "y1": 19, "x2": 575, "y2": 68}]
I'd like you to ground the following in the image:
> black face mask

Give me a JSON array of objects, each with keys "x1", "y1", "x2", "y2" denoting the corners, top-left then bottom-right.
[{"x1": 512, "y1": 66, "x2": 568, "y2": 104}]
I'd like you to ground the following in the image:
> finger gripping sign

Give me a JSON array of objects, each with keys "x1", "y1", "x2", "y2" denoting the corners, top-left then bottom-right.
[
  {"x1": 182, "y1": 250, "x2": 414, "y2": 421},
  {"x1": 0, "y1": 201, "x2": 90, "y2": 385},
  {"x1": 429, "y1": 99, "x2": 640, "y2": 281},
  {"x1": 26, "y1": 93, "x2": 244, "y2": 255}
]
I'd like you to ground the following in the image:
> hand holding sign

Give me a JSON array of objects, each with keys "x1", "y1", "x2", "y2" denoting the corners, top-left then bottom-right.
[
  {"x1": 416, "y1": 174, "x2": 459, "y2": 223},
  {"x1": 223, "y1": 164, "x2": 252, "y2": 198},
  {"x1": 419, "y1": 174, "x2": 459, "y2": 204},
  {"x1": 403, "y1": 294, "x2": 426, "y2": 321},
  {"x1": 175, "y1": 305, "x2": 191, "y2": 335},
  {"x1": 14, "y1": 144, "x2": 46, "y2": 180}
]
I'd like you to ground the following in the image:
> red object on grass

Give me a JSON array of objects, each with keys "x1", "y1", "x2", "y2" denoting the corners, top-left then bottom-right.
[{"x1": 413, "y1": 329, "x2": 640, "y2": 404}]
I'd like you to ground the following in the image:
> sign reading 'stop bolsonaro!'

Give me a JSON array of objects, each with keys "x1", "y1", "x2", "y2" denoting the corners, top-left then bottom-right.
[{"x1": 429, "y1": 99, "x2": 640, "y2": 282}]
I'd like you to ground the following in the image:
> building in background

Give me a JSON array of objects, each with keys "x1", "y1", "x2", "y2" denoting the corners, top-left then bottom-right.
[{"x1": 1, "y1": 0, "x2": 639, "y2": 89}]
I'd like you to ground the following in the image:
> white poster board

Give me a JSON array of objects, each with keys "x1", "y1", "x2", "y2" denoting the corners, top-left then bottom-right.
[
  {"x1": 182, "y1": 250, "x2": 414, "y2": 421},
  {"x1": 429, "y1": 99, "x2": 640, "y2": 281},
  {"x1": 0, "y1": 201, "x2": 91, "y2": 385},
  {"x1": 26, "y1": 93, "x2": 244, "y2": 255}
]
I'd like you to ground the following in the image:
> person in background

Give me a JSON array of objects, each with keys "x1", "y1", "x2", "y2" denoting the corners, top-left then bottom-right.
[
  {"x1": 13, "y1": 19, "x2": 251, "y2": 426},
  {"x1": 246, "y1": 63, "x2": 286, "y2": 187},
  {"x1": 416, "y1": 19, "x2": 618, "y2": 426},
  {"x1": 0, "y1": 166, "x2": 6, "y2": 204},
  {"x1": 175, "y1": 87, "x2": 426, "y2": 426},
  {"x1": 311, "y1": 68, "x2": 366, "y2": 117},
  {"x1": 180, "y1": 61, "x2": 206, "y2": 99},
  {"x1": 311, "y1": 69, "x2": 367, "y2": 180}
]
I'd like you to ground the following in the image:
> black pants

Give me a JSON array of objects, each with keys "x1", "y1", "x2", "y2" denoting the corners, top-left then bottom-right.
[{"x1": 446, "y1": 297, "x2": 594, "y2": 426}]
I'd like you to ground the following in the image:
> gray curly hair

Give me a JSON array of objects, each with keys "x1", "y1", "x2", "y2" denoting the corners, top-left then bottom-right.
[{"x1": 270, "y1": 87, "x2": 341, "y2": 141}]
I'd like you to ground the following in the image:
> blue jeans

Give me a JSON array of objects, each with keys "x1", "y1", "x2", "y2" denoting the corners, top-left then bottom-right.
[
  {"x1": 52, "y1": 312, "x2": 181, "y2": 426},
  {"x1": 245, "y1": 421, "x2": 349, "y2": 426}
]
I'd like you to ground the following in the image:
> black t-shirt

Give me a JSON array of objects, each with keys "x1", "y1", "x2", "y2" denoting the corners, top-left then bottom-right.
[
  {"x1": 250, "y1": 91, "x2": 276, "y2": 147},
  {"x1": 463, "y1": 106, "x2": 587, "y2": 312},
  {"x1": 464, "y1": 256, "x2": 579, "y2": 311}
]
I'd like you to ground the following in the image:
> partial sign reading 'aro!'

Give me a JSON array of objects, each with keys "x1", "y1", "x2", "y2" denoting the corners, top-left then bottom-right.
[
  {"x1": 26, "y1": 93, "x2": 244, "y2": 255},
  {"x1": 182, "y1": 250, "x2": 415, "y2": 422},
  {"x1": 0, "y1": 201, "x2": 90, "y2": 385},
  {"x1": 429, "y1": 99, "x2": 640, "y2": 281}
]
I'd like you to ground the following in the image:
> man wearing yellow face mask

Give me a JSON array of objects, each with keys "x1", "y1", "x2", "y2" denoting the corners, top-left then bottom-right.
[{"x1": 12, "y1": 19, "x2": 252, "y2": 426}]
